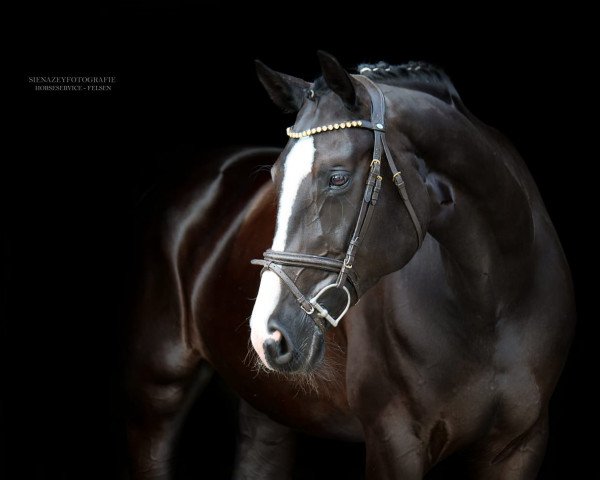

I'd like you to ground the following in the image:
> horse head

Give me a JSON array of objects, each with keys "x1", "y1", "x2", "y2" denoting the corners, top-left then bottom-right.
[{"x1": 250, "y1": 52, "x2": 430, "y2": 374}]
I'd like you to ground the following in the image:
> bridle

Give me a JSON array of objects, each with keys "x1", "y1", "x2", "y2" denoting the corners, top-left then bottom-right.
[{"x1": 251, "y1": 75, "x2": 423, "y2": 330}]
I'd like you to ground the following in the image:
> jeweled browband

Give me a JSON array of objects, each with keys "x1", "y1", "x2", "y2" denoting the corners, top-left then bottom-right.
[{"x1": 286, "y1": 119, "x2": 386, "y2": 139}]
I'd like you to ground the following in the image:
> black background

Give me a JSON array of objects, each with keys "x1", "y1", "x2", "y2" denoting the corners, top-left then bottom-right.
[{"x1": 7, "y1": 2, "x2": 593, "y2": 479}]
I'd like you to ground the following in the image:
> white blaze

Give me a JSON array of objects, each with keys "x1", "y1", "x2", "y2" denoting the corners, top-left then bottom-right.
[{"x1": 250, "y1": 137, "x2": 316, "y2": 366}]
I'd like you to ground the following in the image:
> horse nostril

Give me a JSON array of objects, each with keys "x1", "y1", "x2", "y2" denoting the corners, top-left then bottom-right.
[
  {"x1": 264, "y1": 334, "x2": 293, "y2": 365},
  {"x1": 264, "y1": 327, "x2": 293, "y2": 366},
  {"x1": 274, "y1": 330, "x2": 290, "y2": 355}
]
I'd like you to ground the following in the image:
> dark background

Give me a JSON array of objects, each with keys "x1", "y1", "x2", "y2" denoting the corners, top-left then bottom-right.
[{"x1": 6, "y1": 2, "x2": 593, "y2": 479}]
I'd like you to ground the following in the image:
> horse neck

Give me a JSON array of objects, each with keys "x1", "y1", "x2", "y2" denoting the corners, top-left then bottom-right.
[{"x1": 391, "y1": 88, "x2": 536, "y2": 316}]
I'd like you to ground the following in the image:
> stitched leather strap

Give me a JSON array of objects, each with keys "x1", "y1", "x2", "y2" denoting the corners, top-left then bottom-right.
[
  {"x1": 261, "y1": 249, "x2": 360, "y2": 297},
  {"x1": 355, "y1": 75, "x2": 424, "y2": 247},
  {"x1": 382, "y1": 138, "x2": 424, "y2": 246}
]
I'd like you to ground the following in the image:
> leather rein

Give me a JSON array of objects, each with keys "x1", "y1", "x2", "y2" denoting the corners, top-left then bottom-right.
[{"x1": 252, "y1": 75, "x2": 423, "y2": 330}]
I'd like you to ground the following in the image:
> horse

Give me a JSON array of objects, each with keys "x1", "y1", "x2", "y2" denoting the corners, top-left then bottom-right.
[{"x1": 126, "y1": 52, "x2": 575, "y2": 479}]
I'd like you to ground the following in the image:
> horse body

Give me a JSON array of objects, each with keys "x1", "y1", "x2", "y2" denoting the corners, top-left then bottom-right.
[
  {"x1": 127, "y1": 55, "x2": 574, "y2": 480},
  {"x1": 333, "y1": 84, "x2": 574, "y2": 476}
]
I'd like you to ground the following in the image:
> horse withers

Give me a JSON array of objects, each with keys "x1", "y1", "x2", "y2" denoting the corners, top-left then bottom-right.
[{"x1": 127, "y1": 52, "x2": 575, "y2": 479}]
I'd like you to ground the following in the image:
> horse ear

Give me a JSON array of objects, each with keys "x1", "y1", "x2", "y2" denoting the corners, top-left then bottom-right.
[
  {"x1": 317, "y1": 50, "x2": 357, "y2": 110},
  {"x1": 255, "y1": 60, "x2": 310, "y2": 113}
]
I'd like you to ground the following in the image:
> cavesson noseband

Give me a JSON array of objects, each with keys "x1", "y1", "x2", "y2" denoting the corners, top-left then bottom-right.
[{"x1": 252, "y1": 75, "x2": 423, "y2": 330}]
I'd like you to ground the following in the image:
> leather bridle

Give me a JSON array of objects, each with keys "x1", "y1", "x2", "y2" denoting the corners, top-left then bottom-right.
[{"x1": 252, "y1": 75, "x2": 423, "y2": 330}]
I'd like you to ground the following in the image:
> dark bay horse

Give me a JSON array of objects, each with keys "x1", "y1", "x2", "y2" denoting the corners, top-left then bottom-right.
[{"x1": 127, "y1": 52, "x2": 575, "y2": 479}]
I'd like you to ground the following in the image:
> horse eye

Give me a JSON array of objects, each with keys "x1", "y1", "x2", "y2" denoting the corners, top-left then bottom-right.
[{"x1": 329, "y1": 173, "x2": 349, "y2": 188}]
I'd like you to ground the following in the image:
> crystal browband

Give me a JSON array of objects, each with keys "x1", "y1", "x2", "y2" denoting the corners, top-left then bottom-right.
[{"x1": 286, "y1": 120, "x2": 384, "y2": 139}]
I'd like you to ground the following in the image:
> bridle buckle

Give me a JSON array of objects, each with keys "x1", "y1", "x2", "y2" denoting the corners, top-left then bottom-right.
[{"x1": 301, "y1": 304, "x2": 315, "y2": 315}]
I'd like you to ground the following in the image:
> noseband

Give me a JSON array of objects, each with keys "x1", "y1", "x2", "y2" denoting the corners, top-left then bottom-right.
[{"x1": 251, "y1": 75, "x2": 423, "y2": 330}]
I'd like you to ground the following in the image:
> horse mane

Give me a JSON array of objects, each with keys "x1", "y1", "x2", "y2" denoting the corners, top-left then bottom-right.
[
  {"x1": 314, "y1": 61, "x2": 467, "y2": 115},
  {"x1": 356, "y1": 61, "x2": 463, "y2": 107}
]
